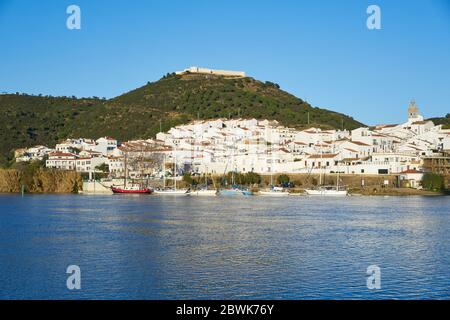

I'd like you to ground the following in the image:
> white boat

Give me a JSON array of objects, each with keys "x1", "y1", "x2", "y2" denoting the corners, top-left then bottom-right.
[
  {"x1": 259, "y1": 187, "x2": 289, "y2": 196},
  {"x1": 154, "y1": 188, "x2": 190, "y2": 195},
  {"x1": 190, "y1": 189, "x2": 217, "y2": 196},
  {"x1": 305, "y1": 186, "x2": 348, "y2": 196},
  {"x1": 304, "y1": 144, "x2": 348, "y2": 196},
  {"x1": 259, "y1": 128, "x2": 291, "y2": 197},
  {"x1": 218, "y1": 188, "x2": 253, "y2": 196},
  {"x1": 154, "y1": 146, "x2": 190, "y2": 195}
]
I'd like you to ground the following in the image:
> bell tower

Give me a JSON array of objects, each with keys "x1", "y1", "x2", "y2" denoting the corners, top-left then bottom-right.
[{"x1": 408, "y1": 99, "x2": 422, "y2": 121}]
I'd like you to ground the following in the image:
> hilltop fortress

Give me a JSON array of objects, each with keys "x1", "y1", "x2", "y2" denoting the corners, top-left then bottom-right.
[{"x1": 175, "y1": 66, "x2": 246, "y2": 78}]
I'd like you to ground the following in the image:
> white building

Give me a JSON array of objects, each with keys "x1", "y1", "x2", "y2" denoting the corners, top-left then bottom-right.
[{"x1": 175, "y1": 66, "x2": 246, "y2": 78}]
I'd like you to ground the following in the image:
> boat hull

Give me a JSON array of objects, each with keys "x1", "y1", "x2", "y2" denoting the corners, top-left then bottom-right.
[
  {"x1": 153, "y1": 189, "x2": 190, "y2": 195},
  {"x1": 219, "y1": 189, "x2": 253, "y2": 196},
  {"x1": 259, "y1": 191, "x2": 290, "y2": 196},
  {"x1": 111, "y1": 187, "x2": 152, "y2": 194},
  {"x1": 304, "y1": 189, "x2": 348, "y2": 196},
  {"x1": 191, "y1": 190, "x2": 217, "y2": 196}
]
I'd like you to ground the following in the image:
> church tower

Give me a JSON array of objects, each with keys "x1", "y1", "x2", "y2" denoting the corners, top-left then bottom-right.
[{"x1": 408, "y1": 100, "x2": 423, "y2": 121}]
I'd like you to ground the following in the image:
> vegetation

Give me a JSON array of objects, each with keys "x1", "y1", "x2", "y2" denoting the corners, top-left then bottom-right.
[
  {"x1": 0, "y1": 73, "x2": 365, "y2": 167},
  {"x1": 182, "y1": 172, "x2": 194, "y2": 186},
  {"x1": 422, "y1": 173, "x2": 445, "y2": 192},
  {"x1": 222, "y1": 171, "x2": 262, "y2": 186},
  {"x1": 277, "y1": 174, "x2": 290, "y2": 185},
  {"x1": 0, "y1": 161, "x2": 82, "y2": 193},
  {"x1": 427, "y1": 114, "x2": 450, "y2": 128},
  {"x1": 95, "y1": 163, "x2": 109, "y2": 173}
]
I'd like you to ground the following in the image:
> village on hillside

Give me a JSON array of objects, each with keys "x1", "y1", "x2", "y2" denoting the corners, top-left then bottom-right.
[{"x1": 14, "y1": 101, "x2": 450, "y2": 189}]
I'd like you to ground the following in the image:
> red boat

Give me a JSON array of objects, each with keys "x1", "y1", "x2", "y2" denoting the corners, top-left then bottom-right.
[{"x1": 111, "y1": 186, "x2": 153, "y2": 194}]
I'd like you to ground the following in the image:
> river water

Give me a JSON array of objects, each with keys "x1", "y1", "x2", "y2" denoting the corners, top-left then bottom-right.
[{"x1": 0, "y1": 194, "x2": 449, "y2": 299}]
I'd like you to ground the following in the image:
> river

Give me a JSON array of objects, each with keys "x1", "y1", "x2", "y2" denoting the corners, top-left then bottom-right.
[{"x1": 0, "y1": 194, "x2": 449, "y2": 299}]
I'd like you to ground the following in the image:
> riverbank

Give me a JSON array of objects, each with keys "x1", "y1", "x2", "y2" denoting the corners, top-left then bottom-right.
[{"x1": 0, "y1": 168, "x2": 82, "y2": 193}]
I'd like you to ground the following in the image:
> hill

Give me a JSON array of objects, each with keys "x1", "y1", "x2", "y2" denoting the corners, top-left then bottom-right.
[
  {"x1": 0, "y1": 73, "x2": 364, "y2": 166},
  {"x1": 428, "y1": 114, "x2": 450, "y2": 129}
]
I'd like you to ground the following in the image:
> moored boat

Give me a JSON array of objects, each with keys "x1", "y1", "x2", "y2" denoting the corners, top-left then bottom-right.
[
  {"x1": 259, "y1": 186, "x2": 289, "y2": 196},
  {"x1": 190, "y1": 189, "x2": 217, "y2": 196},
  {"x1": 218, "y1": 187, "x2": 253, "y2": 196},
  {"x1": 111, "y1": 185, "x2": 152, "y2": 194},
  {"x1": 304, "y1": 186, "x2": 348, "y2": 196},
  {"x1": 153, "y1": 188, "x2": 190, "y2": 195}
]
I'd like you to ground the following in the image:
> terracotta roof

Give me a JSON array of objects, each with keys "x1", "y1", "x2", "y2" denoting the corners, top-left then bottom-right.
[
  {"x1": 349, "y1": 140, "x2": 370, "y2": 146},
  {"x1": 308, "y1": 153, "x2": 338, "y2": 159},
  {"x1": 342, "y1": 158, "x2": 360, "y2": 162},
  {"x1": 400, "y1": 169, "x2": 423, "y2": 174},
  {"x1": 49, "y1": 152, "x2": 76, "y2": 157}
]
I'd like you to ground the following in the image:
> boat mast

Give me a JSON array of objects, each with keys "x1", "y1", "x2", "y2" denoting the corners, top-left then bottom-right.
[
  {"x1": 174, "y1": 146, "x2": 177, "y2": 190},
  {"x1": 124, "y1": 152, "x2": 128, "y2": 188},
  {"x1": 319, "y1": 143, "x2": 323, "y2": 186},
  {"x1": 163, "y1": 153, "x2": 166, "y2": 189},
  {"x1": 266, "y1": 126, "x2": 273, "y2": 186}
]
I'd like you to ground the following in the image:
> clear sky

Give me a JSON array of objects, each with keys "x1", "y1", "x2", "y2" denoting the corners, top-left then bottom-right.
[{"x1": 0, "y1": 0, "x2": 449, "y2": 125}]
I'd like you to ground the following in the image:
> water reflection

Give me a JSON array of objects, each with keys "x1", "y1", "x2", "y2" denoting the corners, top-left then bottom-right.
[{"x1": 0, "y1": 194, "x2": 449, "y2": 299}]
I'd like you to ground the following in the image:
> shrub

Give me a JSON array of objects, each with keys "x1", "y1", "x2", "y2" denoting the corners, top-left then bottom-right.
[
  {"x1": 183, "y1": 172, "x2": 194, "y2": 185},
  {"x1": 422, "y1": 173, "x2": 445, "y2": 191},
  {"x1": 277, "y1": 174, "x2": 290, "y2": 185}
]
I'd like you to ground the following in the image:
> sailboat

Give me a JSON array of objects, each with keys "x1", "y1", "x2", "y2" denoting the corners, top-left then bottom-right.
[
  {"x1": 191, "y1": 172, "x2": 218, "y2": 196},
  {"x1": 217, "y1": 141, "x2": 253, "y2": 196},
  {"x1": 218, "y1": 170, "x2": 253, "y2": 196},
  {"x1": 111, "y1": 153, "x2": 153, "y2": 194},
  {"x1": 259, "y1": 128, "x2": 289, "y2": 196},
  {"x1": 154, "y1": 148, "x2": 190, "y2": 195},
  {"x1": 304, "y1": 145, "x2": 347, "y2": 196},
  {"x1": 259, "y1": 186, "x2": 289, "y2": 196},
  {"x1": 189, "y1": 129, "x2": 217, "y2": 196}
]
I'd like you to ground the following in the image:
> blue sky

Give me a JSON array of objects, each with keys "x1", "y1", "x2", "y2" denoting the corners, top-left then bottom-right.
[{"x1": 0, "y1": 0, "x2": 449, "y2": 125}]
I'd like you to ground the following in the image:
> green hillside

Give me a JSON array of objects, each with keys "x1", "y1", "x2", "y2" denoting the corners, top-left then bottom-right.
[
  {"x1": 428, "y1": 114, "x2": 450, "y2": 129},
  {"x1": 0, "y1": 73, "x2": 364, "y2": 166}
]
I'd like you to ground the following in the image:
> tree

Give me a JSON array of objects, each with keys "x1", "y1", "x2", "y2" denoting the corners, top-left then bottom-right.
[
  {"x1": 277, "y1": 174, "x2": 290, "y2": 185},
  {"x1": 183, "y1": 172, "x2": 193, "y2": 185},
  {"x1": 422, "y1": 173, "x2": 445, "y2": 191},
  {"x1": 244, "y1": 172, "x2": 261, "y2": 185},
  {"x1": 95, "y1": 163, "x2": 109, "y2": 173}
]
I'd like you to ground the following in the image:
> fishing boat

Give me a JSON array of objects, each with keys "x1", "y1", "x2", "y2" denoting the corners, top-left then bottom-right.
[
  {"x1": 111, "y1": 185, "x2": 152, "y2": 194},
  {"x1": 111, "y1": 153, "x2": 152, "y2": 194}
]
